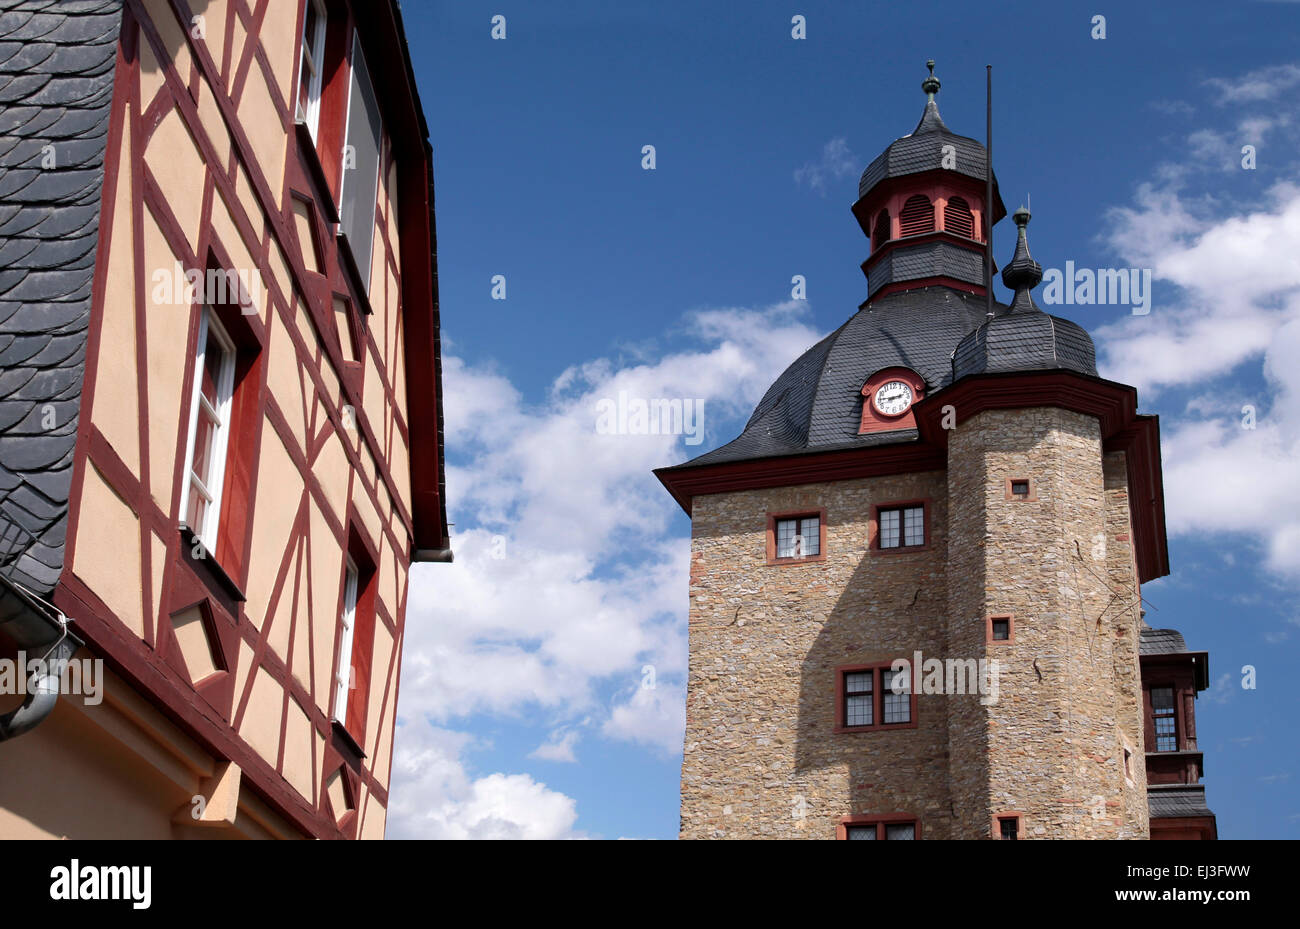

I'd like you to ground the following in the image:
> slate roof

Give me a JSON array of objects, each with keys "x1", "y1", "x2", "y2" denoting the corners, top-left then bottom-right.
[
  {"x1": 858, "y1": 98, "x2": 998, "y2": 200},
  {"x1": 1148, "y1": 785, "x2": 1215, "y2": 819},
  {"x1": 0, "y1": 0, "x2": 123, "y2": 594},
  {"x1": 1140, "y1": 626, "x2": 1191, "y2": 656},
  {"x1": 678, "y1": 286, "x2": 1008, "y2": 468}
]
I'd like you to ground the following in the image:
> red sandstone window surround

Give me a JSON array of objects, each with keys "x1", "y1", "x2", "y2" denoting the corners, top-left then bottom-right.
[
  {"x1": 993, "y1": 812, "x2": 1023, "y2": 840},
  {"x1": 834, "y1": 662, "x2": 917, "y2": 733},
  {"x1": 837, "y1": 814, "x2": 921, "y2": 840},
  {"x1": 1005, "y1": 477, "x2": 1037, "y2": 501},
  {"x1": 987, "y1": 614, "x2": 1014, "y2": 644},
  {"x1": 765, "y1": 509, "x2": 827, "y2": 565},
  {"x1": 869, "y1": 499, "x2": 930, "y2": 553}
]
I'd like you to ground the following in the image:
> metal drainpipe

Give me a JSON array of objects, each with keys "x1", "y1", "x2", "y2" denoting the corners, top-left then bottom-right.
[
  {"x1": 0, "y1": 579, "x2": 85, "y2": 742},
  {"x1": 0, "y1": 631, "x2": 79, "y2": 741}
]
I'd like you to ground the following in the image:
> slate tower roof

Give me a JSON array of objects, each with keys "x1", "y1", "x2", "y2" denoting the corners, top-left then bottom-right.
[
  {"x1": 0, "y1": 0, "x2": 124, "y2": 594},
  {"x1": 671, "y1": 64, "x2": 1101, "y2": 472}
]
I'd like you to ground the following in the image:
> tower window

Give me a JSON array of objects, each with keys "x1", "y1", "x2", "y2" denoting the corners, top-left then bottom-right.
[
  {"x1": 839, "y1": 817, "x2": 919, "y2": 840},
  {"x1": 872, "y1": 210, "x2": 891, "y2": 251},
  {"x1": 1006, "y1": 477, "x2": 1036, "y2": 500},
  {"x1": 1152, "y1": 686, "x2": 1178, "y2": 752},
  {"x1": 898, "y1": 194, "x2": 934, "y2": 237},
  {"x1": 766, "y1": 509, "x2": 826, "y2": 564},
  {"x1": 944, "y1": 195, "x2": 975, "y2": 239},
  {"x1": 987, "y1": 614, "x2": 1013, "y2": 643},
  {"x1": 837, "y1": 664, "x2": 914, "y2": 732},
  {"x1": 875, "y1": 503, "x2": 925, "y2": 549},
  {"x1": 994, "y1": 814, "x2": 1022, "y2": 840},
  {"x1": 776, "y1": 515, "x2": 819, "y2": 559}
]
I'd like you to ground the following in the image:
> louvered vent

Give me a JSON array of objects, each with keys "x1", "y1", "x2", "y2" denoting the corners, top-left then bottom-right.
[
  {"x1": 872, "y1": 211, "x2": 891, "y2": 251},
  {"x1": 898, "y1": 195, "x2": 934, "y2": 237},
  {"x1": 944, "y1": 196, "x2": 975, "y2": 239}
]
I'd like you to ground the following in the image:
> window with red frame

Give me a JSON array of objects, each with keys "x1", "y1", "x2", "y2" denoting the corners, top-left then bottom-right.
[
  {"x1": 332, "y1": 534, "x2": 377, "y2": 744},
  {"x1": 996, "y1": 815, "x2": 1020, "y2": 840},
  {"x1": 775, "y1": 514, "x2": 820, "y2": 559},
  {"x1": 840, "y1": 664, "x2": 912, "y2": 730},
  {"x1": 178, "y1": 274, "x2": 262, "y2": 582},
  {"x1": 878, "y1": 503, "x2": 925, "y2": 549},
  {"x1": 845, "y1": 820, "x2": 917, "y2": 840}
]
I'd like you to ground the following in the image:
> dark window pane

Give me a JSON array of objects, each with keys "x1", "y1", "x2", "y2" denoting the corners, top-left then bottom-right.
[
  {"x1": 846, "y1": 825, "x2": 876, "y2": 840},
  {"x1": 999, "y1": 818, "x2": 1018, "y2": 840},
  {"x1": 992, "y1": 619, "x2": 1010, "y2": 641},
  {"x1": 884, "y1": 823, "x2": 915, "y2": 840}
]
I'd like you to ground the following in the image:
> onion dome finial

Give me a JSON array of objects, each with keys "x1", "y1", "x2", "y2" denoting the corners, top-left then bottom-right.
[
  {"x1": 922, "y1": 59, "x2": 941, "y2": 101},
  {"x1": 1000, "y1": 205, "x2": 1043, "y2": 312}
]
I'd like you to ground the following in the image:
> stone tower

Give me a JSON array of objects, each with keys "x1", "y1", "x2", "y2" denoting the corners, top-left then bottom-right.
[{"x1": 656, "y1": 64, "x2": 1170, "y2": 840}]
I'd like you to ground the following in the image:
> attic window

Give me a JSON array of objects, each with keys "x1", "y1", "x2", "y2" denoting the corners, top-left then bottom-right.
[
  {"x1": 898, "y1": 195, "x2": 934, "y2": 237},
  {"x1": 944, "y1": 196, "x2": 975, "y2": 239},
  {"x1": 872, "y1": 210, "x2": 891, "y2": 251}
]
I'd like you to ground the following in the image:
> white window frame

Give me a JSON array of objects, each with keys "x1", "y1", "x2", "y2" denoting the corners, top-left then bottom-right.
[
  {"x1": 296, "y1": 0, "x2": 327, "y2": 139},
  {"x1": 337, "y1": 30, "x2": 382, "y2": 288},
  {"x1": 332, "y1": 557, "x2": 360, "y2": 722},
  {"x1": 179, "y1": 307, "x2": 236, "y2": 553}
]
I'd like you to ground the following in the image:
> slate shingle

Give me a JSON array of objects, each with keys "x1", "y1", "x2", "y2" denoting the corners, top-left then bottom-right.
[{"x1": 0, "y1": 0, "x2": 124, "y2": 594}]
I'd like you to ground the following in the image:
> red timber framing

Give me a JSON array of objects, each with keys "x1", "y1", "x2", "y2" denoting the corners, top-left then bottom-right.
[
  {"x1": 53, "y1": 0, "x2": 447, "y2": 839},
  {"x1": 655, "y1": 369, "x2": 1171, "y2": 584}
]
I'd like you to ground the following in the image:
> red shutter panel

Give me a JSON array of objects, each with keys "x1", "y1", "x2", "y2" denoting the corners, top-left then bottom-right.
[
  {"x1": 943, "y1": 196, "x2": 974, "y2": 238},
  {"x1": 898, "y1": 195, "x2": 934, "y2": 237}
]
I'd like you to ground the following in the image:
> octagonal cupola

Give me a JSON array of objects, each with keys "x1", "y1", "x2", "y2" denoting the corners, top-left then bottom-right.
[{"x1": 851, "y1": 61, "x2": 1007, "y2": 301}]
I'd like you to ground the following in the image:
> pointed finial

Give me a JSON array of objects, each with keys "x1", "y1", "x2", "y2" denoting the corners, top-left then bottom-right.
[
  {"x1": 1001, "y1": 205, "x2": 1043, "y2": 311},
  {"x1": 922, "y1": 59, "x2": 941, "y2": 100}
]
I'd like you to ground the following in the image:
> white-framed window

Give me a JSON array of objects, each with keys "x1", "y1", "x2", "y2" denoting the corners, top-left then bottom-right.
[
  {"x1": 296, "y1": 0, "x2": 327, "y2": 139},
  {"x1": 179, "y1": 307, "x2": 236, "y2": 552},
  {"x1": 332, "y1": 557, "x2": 359, "y2": 722},
  {"x1": 338, "y1": 30, "x2": 383, "y2": 287}
]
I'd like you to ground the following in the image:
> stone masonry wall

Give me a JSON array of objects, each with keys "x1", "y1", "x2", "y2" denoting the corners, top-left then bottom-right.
[
  {"x1": 680, "y1": 408, "x2": 1151, "y2": 839},
  {"x1": 682, "y1": 470, "x2": 952, "y2": 838}
]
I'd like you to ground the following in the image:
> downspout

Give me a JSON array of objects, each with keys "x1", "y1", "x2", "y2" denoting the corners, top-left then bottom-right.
[{"x1": 0, "y1": 576, "x2": 84, "y2": 742}]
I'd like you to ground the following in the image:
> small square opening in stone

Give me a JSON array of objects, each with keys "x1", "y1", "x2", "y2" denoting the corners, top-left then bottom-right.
[
  {"x1": 991, "y1": 618, "x2": 1010, "y2": 641},
  {"x1": 1010, "y1": 480, "x2": 1030, "y2": 497}
]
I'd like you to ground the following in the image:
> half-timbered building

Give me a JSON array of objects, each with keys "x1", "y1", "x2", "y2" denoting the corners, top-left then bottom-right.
[{"x1": 0, "y1": 0, "x2": 449, "y2": 839}]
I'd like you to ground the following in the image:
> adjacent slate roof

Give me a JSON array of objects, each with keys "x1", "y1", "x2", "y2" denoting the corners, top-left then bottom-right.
[
  {"x1": 678, "y1": 286, "x2": 1008, "y2": 468},
  {"x1": 1148, "y1": 785, "x2": 1215, "y2": 819},
  {"x1": 1140, "y1": 626, "x2": 1191, "y2": 656},
  {"x1": 0, "y1": 0, "x2": 123, "y2": 594}
]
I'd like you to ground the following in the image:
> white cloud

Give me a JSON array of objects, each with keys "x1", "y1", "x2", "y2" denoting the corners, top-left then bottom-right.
[
  {"x1": 386, "y1": 719, "x2": 582, "y2": 839},
  {"x1": 602, "y1": 681, "x2": 687, "y2": 756},
  {"x1": 794, "y1": 137, "x2": 859, "y2": 194},
  {"x1": 390, "y1": 301, "x2": 822, "y2": 833},
  {"x1": 1206, "y1": 63, "x2": 1300, "y2": 104},
  {"x1": 1094, "y1": 67, "x2": 1300, "y2": 580},
  {"x1": 529, "y1": 729, "x2": 581, "y2": 763}
]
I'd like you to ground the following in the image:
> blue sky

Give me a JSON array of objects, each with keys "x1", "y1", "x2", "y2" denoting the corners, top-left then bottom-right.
[{"x1": 386, "y1": 0, "x2": 1300, "y2": 839}]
